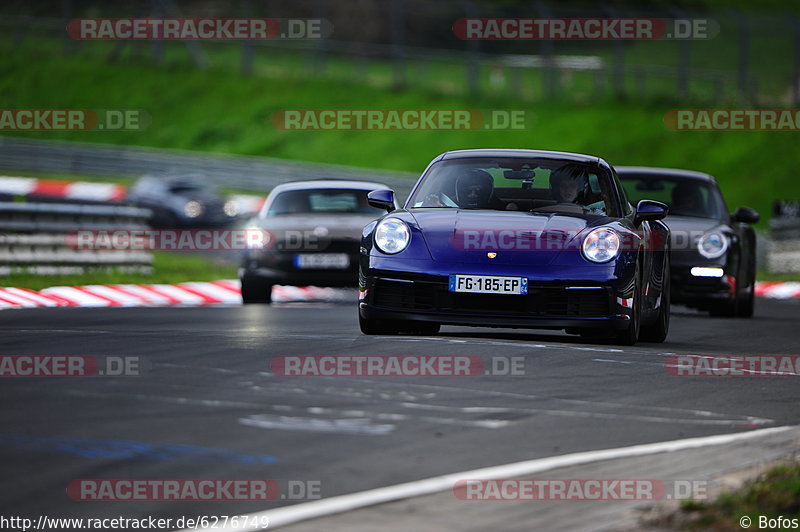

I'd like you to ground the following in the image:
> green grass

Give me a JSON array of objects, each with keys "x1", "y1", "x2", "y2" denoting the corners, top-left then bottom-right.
[
  {"x1": 665, "y1": 461, "x2": 800, "y2": 530},
  {"x1": 0, "y1": 251, "x2": 237, "y2": 291},
  {"x1": 1, "y1": 36, "x2": 799, "y2": 227}
]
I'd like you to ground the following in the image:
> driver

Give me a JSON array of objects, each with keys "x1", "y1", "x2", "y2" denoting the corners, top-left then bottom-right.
[
  {"x1": 671, "y1": 183, "x2": 705, "y2": 216},
  {"x1": 455, "y1": 169, "x2": 505, "y2": 209}
]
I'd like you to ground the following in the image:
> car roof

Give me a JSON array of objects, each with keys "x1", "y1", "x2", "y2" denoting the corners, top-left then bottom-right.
[
  {"x1": 440, "y1": 148, "x2": 603, "y2": 165},
  {"x1": 616, "y1": 166, "x2": 717, "y2": 183},
  {"x1": 269, "y1": 180, "x2": 392, "y2": 193}
]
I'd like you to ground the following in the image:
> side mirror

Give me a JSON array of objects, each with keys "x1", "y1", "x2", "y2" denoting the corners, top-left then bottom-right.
[
  {"x1": 368, "y1": 189, "x2": 396, "y2": 212},
  {"x1": 634, "y1": 200, "x2": 669, "y2": 227},
  {"x1": 732, "y1": 206, "x2": 760, "y2": 224}
]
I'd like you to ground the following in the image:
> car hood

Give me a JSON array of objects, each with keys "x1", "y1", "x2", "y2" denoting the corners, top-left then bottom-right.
[
  {"x1": 663, "y1": 215, "x2": 723, "y2": 234},
  {"x1": 663, "y1": 215, "x2": 728, "y2": 253},
  {"x1": 258, "y1": 214, "x2": 381, "y2": 240},
  {"x1": 410, "y1": 209, "x2": 599, "y2": 265}
]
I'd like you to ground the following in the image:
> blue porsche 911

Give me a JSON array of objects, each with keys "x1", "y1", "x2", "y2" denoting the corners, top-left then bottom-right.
[{"x1": 358, "y1": 149, "x2": 671, "y2": 345}]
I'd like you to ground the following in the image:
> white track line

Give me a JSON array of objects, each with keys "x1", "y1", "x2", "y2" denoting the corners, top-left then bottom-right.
[{"x1": 180, "y1": 425, "x2": 793, "y2": 532}]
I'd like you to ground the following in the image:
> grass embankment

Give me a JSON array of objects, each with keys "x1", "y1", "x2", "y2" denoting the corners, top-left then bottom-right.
[
  {"x1": 1, "y1": 32, "x2": 799, "y2": 286},
  {"x1": 1, "y1": 40, "x2": 797, "y2": 222},
  {"x1": 655, "y1": 461, "x2": 800, "y2": 530},
  {"x1": 1, "y1": 252, "x2": 237, "y2": 290}
]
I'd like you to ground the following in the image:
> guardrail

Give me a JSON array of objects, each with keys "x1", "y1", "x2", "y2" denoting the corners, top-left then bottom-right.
[
  {"x1": 0, "y1": 202, "x2": 153, "y2": 276},
  {"x1": 767, "y1": 202, "x2": 800, "y2": 273},
  {"x1": 0, "y1": 137, "x2": 418, "y2": 199}
]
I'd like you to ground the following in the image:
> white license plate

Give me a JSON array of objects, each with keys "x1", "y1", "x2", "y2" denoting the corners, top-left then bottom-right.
[
  {"x1": 449, "y1": 275, "x2": 528, "y2": 295},
  {"x1": 294, "y1": 253, "x2": 349, "y2": 269}
]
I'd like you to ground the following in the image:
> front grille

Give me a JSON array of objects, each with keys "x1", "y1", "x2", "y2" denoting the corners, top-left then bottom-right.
[
  {"x1": 673, "y1": 272, "x2": 729, "y2": 293},
  {"x1": 373, "y1": 279, "x2": 436, "y2": 310},
  {"x1": 371, "y1": 279, "x2": 611, "y2": 317}
]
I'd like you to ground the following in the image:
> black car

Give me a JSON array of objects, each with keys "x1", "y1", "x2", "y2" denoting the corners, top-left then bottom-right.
[
  {"x1": 240, "y1": 180, "x2": 396, "y2": 304},
  {"x1": 617, "y1": 166, "x2": 759, "y2": 317},
  {"x1": 126, "y1": 174, "x2": 240, "y2": 228}
]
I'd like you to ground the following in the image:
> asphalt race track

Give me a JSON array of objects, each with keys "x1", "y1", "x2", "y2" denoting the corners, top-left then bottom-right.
[{"x1": 1, "y1": 298, "x2": 799, "y2": 529}]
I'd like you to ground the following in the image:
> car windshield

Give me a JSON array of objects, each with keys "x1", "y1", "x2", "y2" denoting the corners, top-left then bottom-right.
[
  {"x1": 266, "y1": 188, "x2": 385, "y2": 216},
  {"x1": 407, "y1": 157, "x2": 619, "y2": 217},
  {"x1": 619, "y1": 174, "x2": 727, "y2": 220},
  {"x1": 168, "y1": 183, "x2": 209, "y2": 195}
]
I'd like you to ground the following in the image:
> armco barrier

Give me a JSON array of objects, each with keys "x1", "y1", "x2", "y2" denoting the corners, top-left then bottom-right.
[
  {"x1": 767, "y1": 202, "x2": 800, "y2": 273},
  {"x1": 0, "y1": 137, "x2": 416, "y2": 199},
  {"x1": 0, "y1": 202, "x2": 153, "y2": 275}
]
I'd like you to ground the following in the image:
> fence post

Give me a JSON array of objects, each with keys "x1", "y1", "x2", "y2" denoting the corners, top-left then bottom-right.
[
  {"x1": 792, "y1": 14, "x2": 800, "y2": 106},
  {"x1": 240, "y1": 0, "x2": 254, "y2": 76},
  {"x1": 537, "y1": 1, "x2": 558, "y2": 99},
  {"x1": 158, "y1": 0, "x2": 209, "y2": 69},
  {"x1": 312, "y1": 0, "x2": 329, "y2": 76},
  {"x1": 672, "y1": 7, "x2": 690, "y2": 100},
  {"x1": 390, "y1": 0, "x2": 406, "y2": 88},
  {"x1": 605, "y1": 6, "x2": 626, "y2": 98},
  {"x1": 151, "y1": 0, "x2": 165, "y2": 66},
  {"x1": 61, "y1": 0, "x2": 73, "y2": 55},
  {"x1": 731, "y1": 10, "x2": 750, "y2": 102},
  {"x1": 463, "y1": 0, "x2": 480, "y2": 96}
]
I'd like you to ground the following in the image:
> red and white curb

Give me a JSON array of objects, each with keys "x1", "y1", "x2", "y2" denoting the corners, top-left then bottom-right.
[
  {"x1": 0, "y1": 176, "x2": 266, "y2": 215},
  {"x1": 0, "y1": 281, "x2": 794, "y2": 310},
  {"x1": 0, "y1": 281, "x2": 353, "y2": 309},
  {"x1": 0, "y1": 175, "x2": 127, "y2": 202},
  {"x1": 754, "y1": 281, "x2": 800, "y2": 299}
]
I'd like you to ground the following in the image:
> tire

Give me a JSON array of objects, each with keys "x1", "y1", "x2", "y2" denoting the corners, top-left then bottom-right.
[
  {"x1": 640, "y1": 259, "x2": 670, "y2": 343},
  {"x1": 709, "y1": 280, "x2": 738, "y2": 317},
  {"x1": 615, "y1": 269, "x2": 641, "y2": 346},
  {"x1": 736, "y1": 283, "x2": 755, "y2": 317},
  {"x1": 736, "y1": 257, "x2": 756, "y2": 318},
  {"x1": 241, "y1": 276, "x2": 273, "y2": 304}
]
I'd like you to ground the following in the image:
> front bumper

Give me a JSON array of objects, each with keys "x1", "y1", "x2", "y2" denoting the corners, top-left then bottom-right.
[
  {"x1": 359, "y1": 268, "x2": 634, "y2": 331},
  {"x1": 671, "y1": 265, "x2": 735, "y2": 306},
  {"x1": 241, "y1": 242, "x2": 360, "y2": 287},
  {"x1": 241, "y1": 266, "x2": 358, "y2": 287}
]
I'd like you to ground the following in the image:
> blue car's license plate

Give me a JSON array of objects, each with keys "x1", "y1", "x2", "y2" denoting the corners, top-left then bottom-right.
[{"x1": 449, "y1": 275, "x2": 528, "y2": 295}]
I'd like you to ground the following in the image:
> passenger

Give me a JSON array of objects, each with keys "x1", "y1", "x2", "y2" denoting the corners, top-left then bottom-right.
[{"x1": 550, "y1": 171, "x2": 586, "y2": 204}]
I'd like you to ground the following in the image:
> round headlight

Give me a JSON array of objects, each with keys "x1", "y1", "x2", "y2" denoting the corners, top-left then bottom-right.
[
  {"x1": 697, "y1": 232, "x2": 728, "y2": 259},
  {"x1": 374, "y1": 218, "x2": 410, "y2": 254},
  {"x1": 582, "y1": 227, "x2": 621, "y2": 263},
  {"x1": 223, "y1": 200, "x2": 239, "y2": 217},
  {"x1": 183, "y1": 200, "x2": 204, "y2": 218}
]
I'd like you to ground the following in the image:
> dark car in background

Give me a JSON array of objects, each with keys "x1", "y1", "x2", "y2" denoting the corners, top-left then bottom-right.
[
  {"x1": 359, "y1": 149, "x2": 672, "y2": 345},
  {"x1": 240, "y1": 180, "x2": 397, "y2": 303},
  {"x1": 126, "y1": 174, "x2": 240, "y2": 228},
  {"x1": 617, "y1": 166, "x2": 760, "y2": 317}
]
